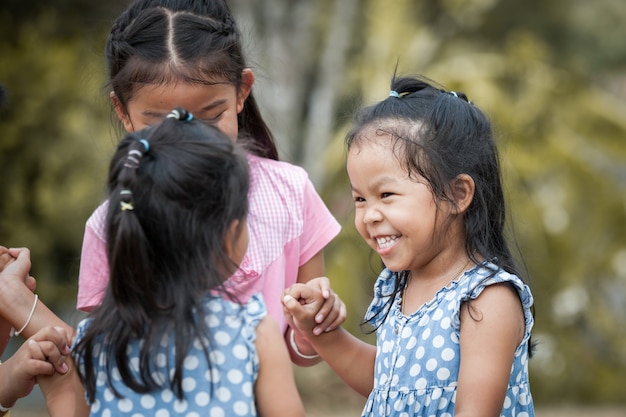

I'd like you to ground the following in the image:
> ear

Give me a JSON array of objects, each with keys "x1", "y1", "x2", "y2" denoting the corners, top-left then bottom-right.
[
  {"x1": 224, "y1": 219, "x2": 241, "y2": 259},
  {"x1": 236, "y1": 68, "x2": 255, "y2": 114},
  {"x1": 110, "y1": 91, "x2": 135, "y2": 132},
  {"x1": 450, "y1": 174, "x2": 475, "y2": 214}
]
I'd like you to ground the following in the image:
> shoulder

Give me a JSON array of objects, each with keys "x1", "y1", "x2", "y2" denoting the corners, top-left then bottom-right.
[
  {"x1": 462, "y1": 262, "x2": 533, "y2": 306},
  {"x1": 206, "y1": 293, "x2": 267, "y2": 329},
  {"x1": 246, "y1": 154, "x2": 326, "y2": 225},
  {"x1": 463, "y1": 281, "x2": 523, "y2": 317},
  {"x1": 244, "y1": 293, "x2": 268, "y2": 325},
  {"x1": 459, "y1": 263, "x2": 534, "y2": 342},
  {"x1": 247, "y1": 154, "x2": 310, "y2": 189}
]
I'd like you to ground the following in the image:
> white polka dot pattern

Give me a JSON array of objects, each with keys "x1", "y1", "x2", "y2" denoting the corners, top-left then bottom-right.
[
  {"x1": 361, "y1": 263, "x2": 535, "y2": 416},
  {"x1": 74, "y1": 294, "x2": 266, "y2": 416}
]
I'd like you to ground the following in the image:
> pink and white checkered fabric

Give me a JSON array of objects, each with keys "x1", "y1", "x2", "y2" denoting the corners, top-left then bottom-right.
[{"x1": 77, "y1": 154, "x2": 340, "y2": 329}]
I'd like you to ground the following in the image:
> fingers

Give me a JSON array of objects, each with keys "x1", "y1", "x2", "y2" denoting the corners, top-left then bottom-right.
[
  {"x1": 25, "y1": 275, "x2": 37, "y2": 292},
  {"x1": 283, "y1": 283, "x2": 319, "y2": 304},
  {"x1": 7, "y1": 247, "x2": 31, "y2": 262},
  {"x1": 312, "y1": 291, "x2": 347, "y2": 335},
  {"x1": 28, "y1": 326, "x2": 71, "y2": 374},
  {"x1": 282, "y1": 293, "x2": 304, "y2": 313},
  {"x1": 0, "y1": 246, "x2": 14, "y2": 272},
  {"x1": 0, "y1": 324, "x2": 72, "y2": 405},
  {"x1": 313, "y1": 292, "x2": 335, "y2": 324},
  {"x1": 313, "y1": 276, "x2": 332, "y2": 299},
  {"x1": 26, "y1": 340, "x2": 57, "y2": 376},
  {"x1": 282, "y1": 293, "x2": 321, "y2": 334},
  {"x1": 325, "y1": 298, "x2": 347, "y2": 331},
  {"x1": 283, "y1": 280, "x2": 347, "y2": 336},
  {"x1": 3, "y1": 247, "x2": 32, "y2": 282}
]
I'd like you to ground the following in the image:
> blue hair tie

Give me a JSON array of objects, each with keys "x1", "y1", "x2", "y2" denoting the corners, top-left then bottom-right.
[
  {"x1": 389, "y1": 90, "x2": 400, "y2": 98},
  {"x1": 186, "y1": 112, "x2": 193, "y2": 122},
  {"x1": 449, "y1": 91, "x2": 459, "y2": 98},
  {"x1": 139, "y1": 139, "x2": 150, "y2": 152}
]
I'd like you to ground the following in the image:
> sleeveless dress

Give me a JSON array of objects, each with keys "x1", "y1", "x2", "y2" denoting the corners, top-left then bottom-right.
[
  {"x1": 361, "y1": 262, "x2": 535, "y2": 417},
  {"x1": 73, "y1": 293, "x2": 267, "y2": 417}
]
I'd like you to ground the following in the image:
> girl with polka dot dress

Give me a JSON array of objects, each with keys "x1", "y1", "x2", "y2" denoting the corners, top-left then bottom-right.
[
  {"x1": 283, "y1": 76, "x2": 535, "y2": 417},
  {"x1": 40, "y1": 109, "x2": 305, "y2": 417}
]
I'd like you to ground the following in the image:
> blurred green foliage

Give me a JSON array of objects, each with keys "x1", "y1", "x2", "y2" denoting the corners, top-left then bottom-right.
[{"x1": 1, "y1": 0, "x2": 625, "y2": 406}]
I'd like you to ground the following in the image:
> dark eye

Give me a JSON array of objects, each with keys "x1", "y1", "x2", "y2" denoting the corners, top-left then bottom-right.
[
  {"x1": 204, "y1": 111, "x2": 225, "y2": 123},
  {"x1": 354, "y1": 196, "x2": 365, "y2": 203},
  {"x1": 381, "y1": 192, "x2": 394, "y2": 198}
]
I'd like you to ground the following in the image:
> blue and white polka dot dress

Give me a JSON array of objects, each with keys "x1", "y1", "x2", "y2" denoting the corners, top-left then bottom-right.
[
  {"x1": 361, "y1": 263, "x2": 535, "y2": 417},
  {"x1": 74, "y1": 293, "x2": 266, "y2": 417}
]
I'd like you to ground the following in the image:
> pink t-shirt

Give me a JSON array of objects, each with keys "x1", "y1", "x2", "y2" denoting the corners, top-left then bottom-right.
[{"x1": 77, "y1": 154, "x2": 341, "y2": 330}]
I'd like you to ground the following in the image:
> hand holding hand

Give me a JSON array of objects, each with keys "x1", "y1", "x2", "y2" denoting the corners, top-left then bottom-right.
[
  {"x1": 283, "y1": 278, "x2": 346, "y2": 336},
  {"x1": 282, "y1": 283, "x2": 326, "y2": 337},
  {"x1": 0, "y1": 247, "x2": 37, "y2": 291},
  {"x1": 304, "y1": 277, "x2": 347, "y2": 335},
  {"x1": 0, "y1": 326, "x2": 71, "y2": 410}
]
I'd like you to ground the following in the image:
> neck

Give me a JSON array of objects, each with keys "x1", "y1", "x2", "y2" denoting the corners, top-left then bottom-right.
[{"x1": 402, "y1": 257, "x2": 473, "y2": 315}]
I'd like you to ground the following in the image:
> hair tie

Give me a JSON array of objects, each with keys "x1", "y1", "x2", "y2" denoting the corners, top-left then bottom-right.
[
  {"x1": 166, "y1": 109, "x2": 181, "y2": 119},
  {"x1": 123, "y1": 149, "x2": 143, "y2": 169},
  {"x1": 448, "y1": 90, "x2": 472, "y2": 104},
  {"x1": 166, "y1": 108, "x2": 194, "y2": 121},
  {"x1": 139, "y1": 139, "x2": 150, "y2": 152},
  {"x1": 389, "y1": 90, "x2": 400, "y2": 98},
  {"x1": 120, "y1": 189, "x2": 134, "y2": 211}
]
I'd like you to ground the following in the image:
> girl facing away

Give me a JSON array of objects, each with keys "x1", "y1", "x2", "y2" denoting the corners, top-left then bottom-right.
[
  {"x1": 39, "y1": 108, "x2": 305, "y2": 417},
  {"x1": 283, "y1": 75, "x2": 535, "y2": 417},
  {"x1": 77, "y1": 0, "x2": 343, "y2": 365}
]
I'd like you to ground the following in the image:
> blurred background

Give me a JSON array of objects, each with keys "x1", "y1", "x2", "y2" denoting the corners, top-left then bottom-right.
[{"x1": 1, "y1": 0, "x2": 625, "y2": 415}]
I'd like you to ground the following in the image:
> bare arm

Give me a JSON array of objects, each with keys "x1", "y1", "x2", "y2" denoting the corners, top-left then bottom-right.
[
  {"x1": 38, "y1": 355, "x2": 90, "y2": 417},
  {"x1": 0, "y1": 248, "x2": 73, "y2": 339},
  {"x1": 254, "y1": 316, "x2": 305, "y2": 417},
  {"x1": 283, "y1": 286, "x2": 376, "y2": 397},
  {"x1": 455, "y1": 283, "x2": 525, "y2": 417}
]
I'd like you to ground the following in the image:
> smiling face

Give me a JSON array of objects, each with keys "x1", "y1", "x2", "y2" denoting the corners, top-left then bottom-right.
[
  {"x1": 347, "y1": 130, "x2": 458, "y2": 275},
  {"x1": 112, "y1": 70, "x2": 254, "y2": 142}
]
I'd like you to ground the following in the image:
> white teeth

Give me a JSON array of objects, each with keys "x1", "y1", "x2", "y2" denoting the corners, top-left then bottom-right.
[{"x1": 376, "y1": 235, "x2": 400, "y2": 249}]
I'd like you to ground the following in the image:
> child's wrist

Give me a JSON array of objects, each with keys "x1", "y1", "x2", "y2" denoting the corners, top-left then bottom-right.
[{"x1": 289, "y1": 327, "x2": 319, "y2": 360}]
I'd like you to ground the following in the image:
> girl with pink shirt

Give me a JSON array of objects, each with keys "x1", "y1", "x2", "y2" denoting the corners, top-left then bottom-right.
[{"x1": 77, "y1": 0, "x2": 343, "y2": 365}]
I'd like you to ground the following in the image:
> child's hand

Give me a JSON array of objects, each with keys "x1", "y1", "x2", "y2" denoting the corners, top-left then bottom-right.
[
  {"x1": 0, "y1": 247, "x2": 37, "y2": 291},
  {"x1": 305, "y1": 277, "x2": 347, "y2": 335},
  {"x1": 282, "y1": 283, "x2": 326, "y2": 337},
  {"x1": 0, "y1": 326, "x2": 71, "y2": 409}
]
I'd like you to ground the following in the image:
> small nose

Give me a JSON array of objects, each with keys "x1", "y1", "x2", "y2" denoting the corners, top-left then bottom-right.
[{"x1": 362, "y1": 203, "x2": 383, "y2": 224}]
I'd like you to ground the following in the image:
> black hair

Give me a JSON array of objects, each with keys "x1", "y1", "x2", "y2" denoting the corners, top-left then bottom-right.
[
  {"x1": 73, "y1": 107, "x2": 250, "y2": 402},
  {"x1": 351, "y1": 75, "x2": 533, "y2": 352},
  {"x1": 105, "y1": 0, "x2": 278, "y2": 160}
]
